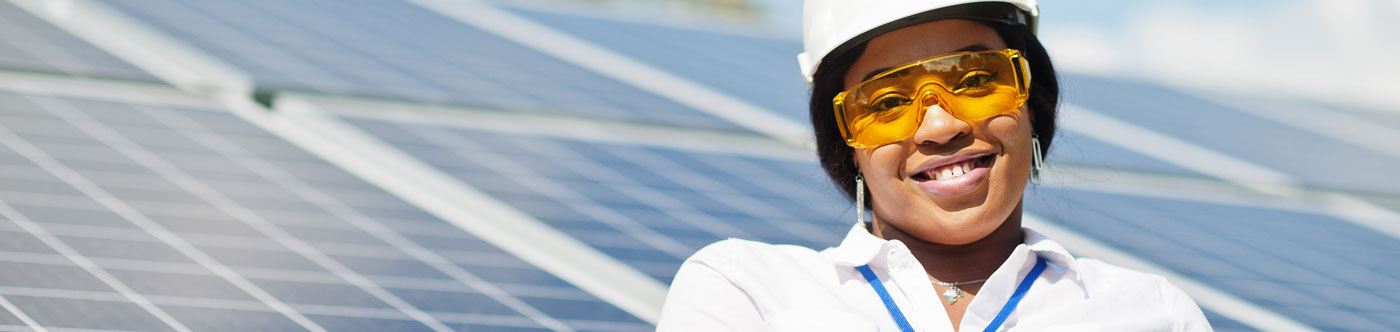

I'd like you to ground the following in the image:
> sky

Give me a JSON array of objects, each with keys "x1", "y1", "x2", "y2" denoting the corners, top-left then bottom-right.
[
  {"x1": 1034, "y1": 0, "x2": 1400, "y2": 112},
  {"x1": 541, "y1": 0, "x2": 1400, "y2": 113}
]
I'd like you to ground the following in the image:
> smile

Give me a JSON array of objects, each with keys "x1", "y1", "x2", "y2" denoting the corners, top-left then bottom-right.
[{"x1": 910, "y1": 154, "x2": 994, "y2": 196}]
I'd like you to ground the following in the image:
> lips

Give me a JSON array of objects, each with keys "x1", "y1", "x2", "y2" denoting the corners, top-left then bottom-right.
[{"x1": 910, "y1": 153, "x2": 994, "y2": 196}]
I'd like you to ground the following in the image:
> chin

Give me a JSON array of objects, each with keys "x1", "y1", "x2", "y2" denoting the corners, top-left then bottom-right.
[
  {"x1": 886, "y1": 177, "x2": 1021, "y2": 245},
  {"x1": 885, "y1": 201, "x2": 1011, "y2": 246},
  {"x1": 926, "y1": 211, "x2": 1008, "y2": 245}
]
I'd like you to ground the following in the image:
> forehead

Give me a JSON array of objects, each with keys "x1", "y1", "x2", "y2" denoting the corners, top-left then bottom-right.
[{"x1": 844, "y1": 19, "x2": 1007, "y2": 88}]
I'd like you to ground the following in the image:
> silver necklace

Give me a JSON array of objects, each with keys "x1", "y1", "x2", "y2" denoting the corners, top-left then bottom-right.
[{"x1": 932, "y1": 278, "x2": 987, "y2": 304}]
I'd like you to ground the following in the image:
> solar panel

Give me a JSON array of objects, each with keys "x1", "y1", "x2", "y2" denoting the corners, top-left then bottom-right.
[
  {"x1": 0, "y1": 1, "x2": 159, "y2": 82},
  {"x1": 492, "y1": 6, "x2": 1239, "y2": 184},
  {"x1": 1048, "y1": 130, "x2": 1203, "y2": 177},
  {"x1": 1063, "y1": 73, "x2": 1400, "y2": 196},
  {"x1": 500, "y1": 4, "x2": 812, "y2": 122},
  {"x1": 98, "y1": 0, "x2": 747, "y2": 132},
  {"x1": 0, "y1": 87, "x2": 650, "y2": 331},
  {"x1": 1027, "y1": 185, "x2": 1400, "y2": 331},
  {"x1": 334, "y1": 108, "x2": 851, "y2": 283},
  {"x1": 2, "y1": 1, "x2": 1393, "y2": 331}
]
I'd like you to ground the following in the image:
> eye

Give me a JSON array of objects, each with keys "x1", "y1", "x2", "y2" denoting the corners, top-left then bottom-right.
[
  {"x1": 953, "y1": 70, "x2": 997, "y2": 94},
  {"x1": 868, "y1": 93, "x2": 913, "y2": 112}
]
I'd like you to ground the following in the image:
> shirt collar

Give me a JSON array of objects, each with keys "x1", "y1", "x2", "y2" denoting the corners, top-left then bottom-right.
[
  {"x1": 1023, "y1": 225, "x2": 1091, "y2": 295},
  {"x1": 823, "y1": 222, "x2": 1089, "y2": 292},
  {"x1": 1023, "y1": 226, "x2": 1080, "y2": 274},
  {"x1": 823, "y1": 222, "x2": 889, "y2": 267}
]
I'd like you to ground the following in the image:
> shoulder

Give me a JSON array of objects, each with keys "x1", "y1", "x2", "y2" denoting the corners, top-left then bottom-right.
[
  {"x1": 1075, "y1": 258, "x2": 1169, "y2": 286},
  {"x1": 1075, "y1": 258, "x2": 1183, "y2": 298},
  {"x1": 660, "y1": 239, "x2": 842, "y2": 330},
  {"x1": 1072, "y1": 258, "x2": 1213, "y2": 330},
  {"x1": 673, "y1": 238, "x2": 844, "y2": 293},
  {"x1": 682, "y1": 238, "x2": 829, "y2": 275}
]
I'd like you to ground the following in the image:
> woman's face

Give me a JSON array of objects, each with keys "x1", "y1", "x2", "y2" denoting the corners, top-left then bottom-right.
[{"x1": 844, "y1": 19, "x2": 1033, "y2": 245}]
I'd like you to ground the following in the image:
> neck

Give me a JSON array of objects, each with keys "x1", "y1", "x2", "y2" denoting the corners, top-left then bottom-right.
[{"x1": 873, "y1": 203, "x2": 1024, "y2": 283}]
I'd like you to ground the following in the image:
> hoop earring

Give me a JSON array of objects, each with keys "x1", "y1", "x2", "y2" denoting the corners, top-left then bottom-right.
[{"x1": 1031, "y1": 133, "x2": 1044, "y2": 184}]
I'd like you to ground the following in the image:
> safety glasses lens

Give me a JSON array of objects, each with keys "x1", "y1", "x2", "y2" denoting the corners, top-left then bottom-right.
[{"x1": 834, "y1": 49, "x2": 1029, "y2": 148}]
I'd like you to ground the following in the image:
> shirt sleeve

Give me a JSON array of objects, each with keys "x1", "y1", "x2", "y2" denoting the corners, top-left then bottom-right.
[{"x1": 656, "y1": 240, "x2": 765, "y2": 332}]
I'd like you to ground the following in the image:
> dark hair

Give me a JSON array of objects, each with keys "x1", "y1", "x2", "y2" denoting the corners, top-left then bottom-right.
[{"x1": 808, "y1": 22, "x2": 1060, "y2": 208}]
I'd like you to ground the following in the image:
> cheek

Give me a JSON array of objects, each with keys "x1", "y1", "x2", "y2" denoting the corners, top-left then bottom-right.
[
  {"x1": 982, "y1": 112, "x2": 1031, "y2": 149},
  {"x1": 858, "y1": 144, "x2": 912, "y2": 180}
]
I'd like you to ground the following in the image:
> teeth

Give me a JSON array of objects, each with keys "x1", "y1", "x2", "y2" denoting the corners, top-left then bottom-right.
[{"x1": 928, "y1": 159, "x2": 980, "y2": 181}]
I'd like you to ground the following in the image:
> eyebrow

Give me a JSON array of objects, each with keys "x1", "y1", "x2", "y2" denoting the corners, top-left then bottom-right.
[{"x1": 858, "y1": 44, "x2": 994, "y2": 82}]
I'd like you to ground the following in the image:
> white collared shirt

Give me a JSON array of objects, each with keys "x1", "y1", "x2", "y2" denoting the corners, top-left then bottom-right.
[{"x1": 658, "y1": 223, "x2": 1213, "y2": 331}]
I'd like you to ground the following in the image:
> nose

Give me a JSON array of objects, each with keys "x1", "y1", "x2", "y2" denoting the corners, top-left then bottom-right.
[{"x1": 911, "y1": 100, "x2": 972, "y2": 145}]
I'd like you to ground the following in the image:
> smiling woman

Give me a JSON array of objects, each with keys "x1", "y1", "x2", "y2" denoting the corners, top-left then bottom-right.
[{"x1": 657, "y1": 1, "x2": 1213, "y2": 331}]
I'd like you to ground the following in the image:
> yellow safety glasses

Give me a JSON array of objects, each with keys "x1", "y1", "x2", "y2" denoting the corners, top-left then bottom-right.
[{"x1": 833, "y1": 49, "x2": 1031, "y2": 148}]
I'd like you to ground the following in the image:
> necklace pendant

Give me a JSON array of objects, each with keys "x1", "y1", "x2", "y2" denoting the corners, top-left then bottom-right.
[{"x1": 942, "y1": 286, "x2": 962, "y2": 304}]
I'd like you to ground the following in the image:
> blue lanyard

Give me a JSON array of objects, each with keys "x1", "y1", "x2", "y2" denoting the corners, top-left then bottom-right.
[{"x1": 856, "y1": 258, "x2": 1047, "y2": 332}]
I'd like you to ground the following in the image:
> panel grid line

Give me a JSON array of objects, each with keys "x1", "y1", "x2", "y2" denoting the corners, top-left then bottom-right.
[
  {"x1": 10, "y1": 2, "x2": 1380, "y2": 329},
  {"x1": 1062, "y1": 103, "x2": 1400, "y2": 241},
  {"x1": 409, "y1": 125, "x2": 705, "y2": 258},
  {"x1": 0, "y1": 248, "x2": 588, "y2": 305},
  {"x1": 596, "y1": 144, "x2": 842, "y2": 241},
  {"x1": 404, "y1": 0, "x2": 809, "y2": 144},
  {"x1": 0, "y1": 285, "x2": 550, "y2": 330},
  {"x1": 0, "y1": 1, "x2": 128, "y2": 80},
  {"x1": 406, "y1": 121, "x2": 845, "y2": 246},
  {"x1": 0, "y1": 13, "x2": 94, "y2": 77},
  {"x1": 21, "y1": 94, "x2": 459, "y2": 331},
  {"x1": 1076, "y1": 191, "x2": 1400, "y2": 315},
  {"x1": 0, "y1": 215, "x2": 544, "y2": 276},
  {"x1": 1, "y1": 93, "x2": 328, "y2": 331},
  {"x1": 0, "y1": 188, "x2": 524, "y2": 256},
  {"x1": 226, "y1": 0, "x2": 502, "y2": 106},
  {"x1": 0, "y1": 293, "x2": 45, "y2": 332},
  {"x1": 1024, "y1": 213, "x2": 1321, "y2": 331},
  {"x1": 139, "y1": 100, "x2": 580, "y2": 331},
  {"x1": 0, "y1": 135, "x2": 192, "y2": 332},
  {"x1": 318, "y1": 97, "x2": 809, "y2": 161}
]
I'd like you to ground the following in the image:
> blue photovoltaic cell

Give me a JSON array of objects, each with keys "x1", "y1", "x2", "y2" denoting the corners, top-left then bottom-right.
[
  {"x1": 1047, "y1": 130, "x2": 1201, "y2": 176},
  {"x1": 0, "y1": 1, "x2": 159, "y2": 82},
  {"x1": 341, "y1": 115, "x2": 851, "y2": 283},
  {"x1": 504, "y1": 6, "x2": 812, "y2": 122},
  {"x1": 1026, "y1": 186, "x2": 1400, "y2": 331},
  {"x1": 1063, "y1": 73, "x2": 1400, "y2": 196},
  {"x1": 0, "y1": 89, "x2": 650, "y2": 331},
  {"x1": 99, "y1": 0, "x2": 747, "y2": 132}
]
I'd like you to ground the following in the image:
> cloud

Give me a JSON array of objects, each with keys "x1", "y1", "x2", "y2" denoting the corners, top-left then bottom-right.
[{"x1": 1043, "y1": 0, "x2": 1400, "y2": 111}]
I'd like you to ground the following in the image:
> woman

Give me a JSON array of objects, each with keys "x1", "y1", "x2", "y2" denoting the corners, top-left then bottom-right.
[{"x1": 658, "y1": 0, "x2": 1212, "y2": 331}]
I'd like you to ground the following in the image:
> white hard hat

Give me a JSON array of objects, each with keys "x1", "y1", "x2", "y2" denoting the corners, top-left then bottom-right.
[{"x1": 798, "y1": 0, "x2": 1038, "y2": 84}]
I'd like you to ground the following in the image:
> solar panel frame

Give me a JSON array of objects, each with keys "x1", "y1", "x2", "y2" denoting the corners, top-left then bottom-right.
[
  {"x1": 97, "y1": 0, "x2": 749, "y2": 133},
  {"x1": 0, "y1": 83, "x2": 653, "y2": 331}
]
